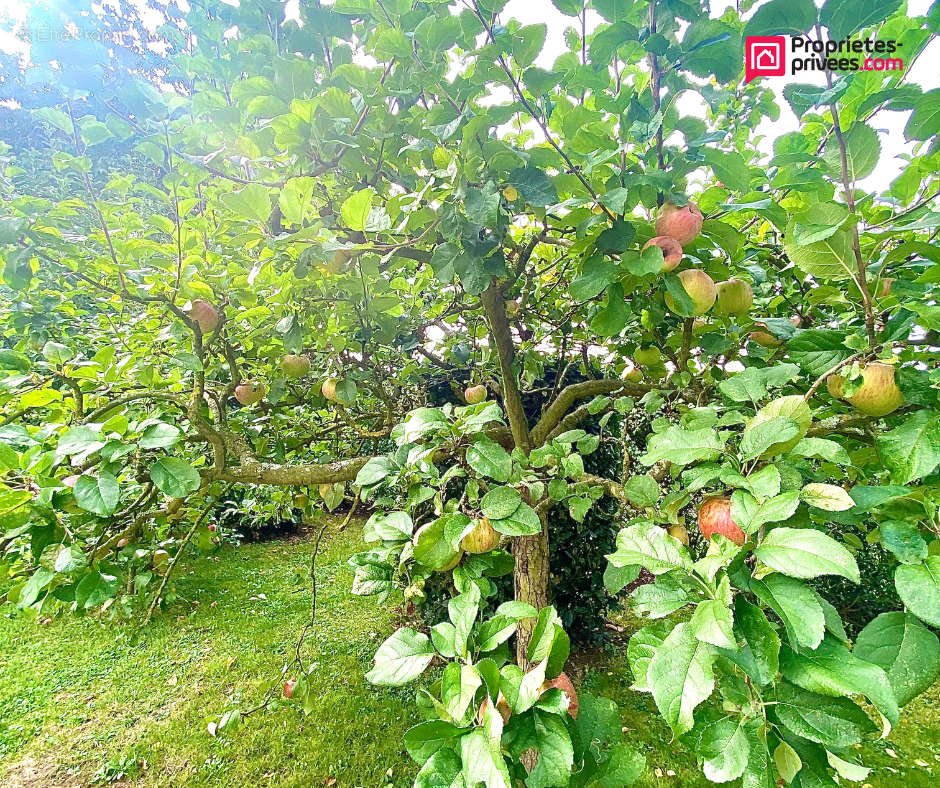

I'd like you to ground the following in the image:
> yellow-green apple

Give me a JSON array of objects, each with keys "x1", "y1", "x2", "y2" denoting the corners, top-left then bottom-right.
[
  {"x1": 464, "y1": 384, "x2": 487, "y2": 404},
  {"x1": 280, "y1": 354, "x2": 310, "y2": 379},
  {"x1": 665, "y1": 269, "x2": 717, "y2": 316},
  {"x1": 827, "y1": 362, "x2": 904, "y2": 417},
  {"x1": 461, "y1": 517, "x2": 500, "y2": 554},
  {"x1": 715, "y1": 279, "x2": 753, "y2": 316},
  {"x1": 235, "y1": 382, "x2": 265, "y2": 405}
]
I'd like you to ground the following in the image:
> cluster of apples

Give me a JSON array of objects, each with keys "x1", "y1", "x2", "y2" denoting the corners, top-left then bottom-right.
[{"x1": 642, "y1": 202, "x2": 753, "y2": 319}]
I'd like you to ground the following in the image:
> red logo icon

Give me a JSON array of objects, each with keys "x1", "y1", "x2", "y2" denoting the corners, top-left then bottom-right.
[{"x1": 745, "y1": 36, "x2": 787, "y2": 83}]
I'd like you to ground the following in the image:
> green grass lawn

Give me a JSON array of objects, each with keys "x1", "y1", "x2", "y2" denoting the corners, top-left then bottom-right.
[{"x1": 1, "y1": 521, "x2": 938, "y2": 787}]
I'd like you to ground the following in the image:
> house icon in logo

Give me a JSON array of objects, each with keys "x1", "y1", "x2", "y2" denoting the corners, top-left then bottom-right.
[{"x1": 745, "y1": 36, "x2": 787, "y2": 83}]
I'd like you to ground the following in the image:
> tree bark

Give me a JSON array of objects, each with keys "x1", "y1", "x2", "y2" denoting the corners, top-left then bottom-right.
[{"x1": 512, "y1": 518, "x2": 550, "y2": 667}]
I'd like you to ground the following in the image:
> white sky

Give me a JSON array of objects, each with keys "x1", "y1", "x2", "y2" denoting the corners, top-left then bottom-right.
[{"x1": 2, "y1": 0, "x2": 937, "y2": 190}]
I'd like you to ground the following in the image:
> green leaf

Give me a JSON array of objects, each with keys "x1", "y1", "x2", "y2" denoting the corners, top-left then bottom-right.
[
  {"x1": 356, "y1": 455, "x2": 395, "y2": 487},
  {"x1": 756, "y1": 528, "x2": 859, "y2": 582},
  {"x1": 504, "y1": 708, "x2": 573, "y2": 787},
  {"x1": 42, "y1": 341, "x2": 74, "y2": 364},
  {"x1": 855, "y1": 612, "x2": 940, "y2": 707},
  {"x1": 647, "y1": 622, "x2": 715, "y2": 736},
  {"x1": 689, "y1": 599, "x2": 735, "y2": 649},
  {"x1": 414, "y1": 515, "x2": 464, "y2": 571},
  {"x1": 507, "y1": 166, "x2": 557, "y2": 207},
  {"x1": 570, "y1": 255, "x2": 619, "y2": 302},
  {"x1": 740, "y1": 417, "x2": 799, "y2": 461},
  {"x1": 750, "y1": 574, "x2": 825, "y2": 650},
  {"x1": 441, "y1": 662, "x2": 481, "y2": 721},
  {"x1": 607, "y1": 520, "x2": 692, "y2": 575},
  {"x1": 744, "y1": 0, "x2": 818, "y2": 36},
  {"x1": 905, "y1": 87, "x2": 940, "y2": 141},
  {"x1": 698, "y1": 715, "x2": 749, "y2": 783},
  {"x1": 779, "y1": 637, "x2": 899, "y2": 729},
  {"x1": 480, "y1": 486, "x2": 521, "y2": 520},
  {"x1": 340, "y1": 188, "x2": 375, "y2": 231},
  {"x1": 681, "y1": 20, "x2": 741, "y2": 83},
  {"x1": 414, "y1": 748, "x2": 462, "y2": 786},
  {"x1": 73, "y1": 471, "x2": 120, "y2": 517},
  {"x1": 150, "y1": 458, "x2": 201, "y2": 498},
  {"x1": 783, "y1": 204, "x2": 857, "y2": 281},
  {"x1": 823, "y1": 122, "x2": 881, "y2": 180},
  {"x1": 730, "y1": 490, "x2": 800, "y2": 534},
  {"x1": 460, "y1": 727, "x2": 512, "y2": 787},
  {"x1": 632, "y1": 574, "x2": 692, "y2": 619},
  {"x1": 58, "y1": 425, "x2": 103, "y2": 456},
  {"x1": 800, "y1": 483, "x2": 855, "y2": 512},
  {"x1": 895, "y1": 557, "x2": 940, "y2": 627},
  {"x1": 879, "y1": 520, "x2": 928, "y2": 564},
  {"x1": 220, "y1": 183, "x2": 270, "y2": 224},
  {"x1": 627, "y1": 620, "x2": 675, "y2": 692},
  {"x1": 489, "y1": 501, "x2": 541, "y2": 536},
  {"x1": 366, "y1": 627, "x2": 435, "y2": 686},
  {"x1": 639, "y1": 426, "x2": 724, "y2": 466},
  {"x1": 466, "y1": 435, "x2": 512, "y2": 482},
  {"x1": 622, "y1": 474, "x2": 659, "y2": 508},
  {"x1": 789, "y1": 438, "x2": 851, "y2": 466},
  {"x1": 820, "y1": 0, "x2": 902, "y2": 40},
  {"x1": 773, "y1": 681, "x2": 876, "y2": 747},
  {"x1": 138, "y1": 422, "x2": 182, "y2": 449},
  {"x1": 876, "y1": 410, "x2": 940, "y2": 485},
  {"x1": 74, "y1": 570, "x2": 119, "y2": 609},
  {"x1": 719, "y1": 597, "x2": 779, "y2": 685}
]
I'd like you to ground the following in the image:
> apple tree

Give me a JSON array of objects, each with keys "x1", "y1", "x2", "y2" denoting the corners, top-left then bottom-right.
[{"x1": 1, "y1": 0, "x2": 939, "y2": 785}]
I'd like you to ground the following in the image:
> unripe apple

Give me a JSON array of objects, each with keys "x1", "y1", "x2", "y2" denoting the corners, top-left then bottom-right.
[
  {"x1": 540, "y1": 672, "x2": 579, "y2": 718},
  {"x1": 326, "y1": 249, "x2": 353, "y2": 275},
  {"x1": 293, "y1": 493, "x2": 309, "y2": 508},
  {"x1": 283, "y1": 679, "x2": 296, "y2": 699},
  {"x1": 827, "y1": 362, "x2": 904, "y2": 417},
  {"x1": 503, "y1": 185, "x2": 519, "y2": 202},
  {"x1": 62, "y1": 474, "x2": 79, "y2": 488},
  {"x1": 280, "y1": 354, "x2": 310, "y2": 379},
  {"x1": 625, "y1": 367, "x2": 643, "y2": 383},
  {"x1": 116, "y1": 537, "x2": 129, "y2": 549},
  {"x1": 235, "y1": 382, "x2": 265, "y2": 405},
  {"x1": 642, "y1": 236, "x2": 684, "y2": 272},
  {"x1": 668, "y1": 524, "x2": 689, "y2": 546},
  {"x1": 505, "y1": 299, "x2": 521, "y2": 318},
  {"x1": 748, "y1": 330, "x2": 783, "y2": 348},
  {"x1": 634, "y1": 346, "x2": 662, "y2": 366},
  {"x1": 318, "y1": 483, "x2": 335, "y2": 500},
  {"x1": 715, "y1": 279, "x2": 753, "y2": 316},
  {"x1": 321, "y1": 378, "x2": 338, "y2": 401},
  {"x1": 439, "y1": 550, "x2": 462, "y2": 572},
  {"x1": 654, "y1": 201, "x2": 703, "y2": 246},
  {"x1": 464, "y1": 385, "x2": 487, "y2": 404},
  {"x1": 153, "y1": 549, "x2": 170, "y2": 569},
  {"x1": 697, "y1": 497, "x2": 746, "y2": 546},
  {"x1": 461, "y1": 517, "x2": 500, "y2": 554},
  {"x1": 187, "y1": 300, "x2": 220, "y2": 334},
  {"x1": 665, "y1": 269, "x2": 717, "y2": 316}
]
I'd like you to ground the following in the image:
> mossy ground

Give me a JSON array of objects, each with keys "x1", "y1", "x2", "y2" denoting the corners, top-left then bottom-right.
[{"x1": 1, "y1": 521, "x2": 937, "y2": 787}]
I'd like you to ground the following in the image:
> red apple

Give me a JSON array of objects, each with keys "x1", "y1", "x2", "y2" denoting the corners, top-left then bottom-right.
[
  {"x1": 235, "y1": 382, "x2": 265, "y2": 405},
  {"x1": 697, "y1": 496, "x2": 746, "y2": 546},
  {"x1": 654, "y1": 201, "x2": 703, "y2": 246},
  {"x1": 186, "y1": 300, "x2": 220, "y2": 334},
  {"x1": 283, "y1": 679, "x2": 296, "y2": 699},
  {"x1": 642, "y1": 236, "x2": 684, "y2": 272},
  {"x1": 208, "y1": 524, "x2": 217, "y2": 532}
]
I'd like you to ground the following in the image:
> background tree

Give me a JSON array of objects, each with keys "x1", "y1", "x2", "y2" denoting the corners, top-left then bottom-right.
[{"x1": 1, "y1": 0, "x2": 939, "y2": 785}]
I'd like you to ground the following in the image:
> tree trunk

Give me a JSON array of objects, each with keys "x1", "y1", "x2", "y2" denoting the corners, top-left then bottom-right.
[{"x1": 513, "y1": 518, "x2": 550, "y2": 666}]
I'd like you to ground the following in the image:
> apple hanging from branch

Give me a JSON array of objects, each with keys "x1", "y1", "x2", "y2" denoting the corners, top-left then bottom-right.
[
  {"x1": 235, "y1": 382, "x2": 265, "y2": 405},
  {"x1": 697, "y1": 497, "x2": 746, "y2": 546},
  {"x1": 665, "y1": 269, "x2": 717, "y2": 316},
  {"x1": 280, "y1": 354, "x2": 310, "y2": 379},
  {"x1": 654, "y1": 201, "x2": 703, "y2": 245},
  {"x1": 827, "y1": 361, "x2": 904, "y2": 417},
  {"x1": 642, "y1": 236, "x2": 683, "y2": 272}
]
